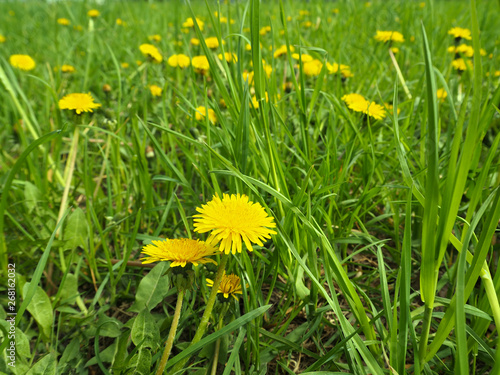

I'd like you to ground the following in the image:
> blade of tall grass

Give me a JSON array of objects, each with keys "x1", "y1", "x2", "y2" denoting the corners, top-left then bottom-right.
[{"x1": 418, "y1": 21, "x2": 440, "y2": 367}]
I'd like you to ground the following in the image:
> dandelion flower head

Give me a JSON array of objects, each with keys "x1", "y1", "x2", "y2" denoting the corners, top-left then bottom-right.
[
  {"x1": 183, "y1": 17, "x2": 204, "y2": 31},
  {"x1": 292, "y1": 53, "x2": 314, "y2": 62},
  {"x1": 59, "y1": 93, "x2": 101, "y2": 114},
  {"x1": 192, "y1": 55, "x2": 210, "y2": 73},
  {"x1": 57, "y1": 18, "x2": 70, "y2": 26},
  {"x1": 10, "y1": 55, "x2": 36, "y2": 71},
  {"x1": 168, "y1": 54, "x2": 191, "y2": 68},
  {"x1": 218, "y1": 52, "x2": 238, "y2": 63},
  {"x1": 194, "y1": 194, "x2": 277, "y2": 255},
  {"x1": 274, "y1": 45, "x2": 294, "y2": 58},
  {"x1": 437, "y1": 88, "x2": 447, "y2": 101},
  {"x1": 448, "y1": 27, "x2": 472, "y2": 40},
  {"x1": 139, "y1": 43, "x2": 163, "y2": 63},
  {"x1": 87, "y1": 9, "x2": 100, "y2": 18},
  {"x1": 452, "y1": 58, "x2": 471, "y2": 71},
  {"x1": 206, "y1": 273, "x2": 246, "y2": 300},
  {"x1": 205, "y1": 37, "x2": 220, "y2": 49},
  {"x1": 141, "y1": 238, "x2": 218, "y2": 267},
  {"x1": 149, "y1": 84, "x2": 162, "y2": 97},
  {"x1": 195, "y1": 106, "x2": 217, "y2": 124},
  {"x1": 374, "y1": 31, "x2": 405, "y2": 43},
  {"x1": 303, "y1": 59, "x2": 323, "y2": 76},
  {"x1": 61, "y1": 64, "x2": 75, "y2": 73}
]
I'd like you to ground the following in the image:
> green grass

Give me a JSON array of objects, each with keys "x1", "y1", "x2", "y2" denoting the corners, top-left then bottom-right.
[{"x1": 1, "y1": 0, "x2": 499, "y2": 374}]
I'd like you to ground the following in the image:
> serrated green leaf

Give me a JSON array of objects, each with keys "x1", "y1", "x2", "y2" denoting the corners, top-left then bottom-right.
[
  {"x1": 131, "y1": 309, "x2": 160, "y2": 350},
  {"x1": 22, "y1": 282, "x2": 53, "y2": 340},
  {"x1": 63, "y1": 208, "x2": 89, "y2": 250},
  {"x1": 129, "y1": 262, "x2": 170, "y2": 312}
]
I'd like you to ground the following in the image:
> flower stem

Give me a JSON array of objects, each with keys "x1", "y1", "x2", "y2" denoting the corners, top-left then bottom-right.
[
  {"x1": 418, "y1": 305, "x2": 433, "y2": 371},
  {"x1": 170, "y1": 254, "x2": 229, "y2": 372},
  {"x1": 211, "y1": 303, "x2": 229, "y2": 375},
  {"x1": 56, "y1": 125, "x2": 80, "y2": 237},
  {"x1": 156, "y1": 287, "x2": 185, "y2": 375}
]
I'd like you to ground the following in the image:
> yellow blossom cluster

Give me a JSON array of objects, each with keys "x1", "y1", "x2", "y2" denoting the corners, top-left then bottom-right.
[{"x1": 342, "y1": 93, "x2": 386, "y2": 120}]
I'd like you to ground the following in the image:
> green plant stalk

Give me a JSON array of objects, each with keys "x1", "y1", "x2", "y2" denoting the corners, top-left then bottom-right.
[
  {"x1": 56, "y1": 125, "x2": 80, "y2": 237},
  {"x1": 482, "y1": 270, "x2": 500, "y2": 334},
  {"x1": 170, "y1": 254, "x2": 229, "y2": 372},
  {"x1": 388, "y1": 48, "x2": 412, "y2": 99},
  {"x1": 211, "y1": 303, "x2": 229, "y2": 375},
  {"x1": 419, "y1": 305, "x2": 433, "y2": 370},
  {"x1": 156, "y1": 287, "x2": 185, "y2": 375}
]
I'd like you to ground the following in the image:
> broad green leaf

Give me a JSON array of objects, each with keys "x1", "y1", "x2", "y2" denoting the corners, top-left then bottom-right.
[
  {"x1": 131, "y1": 309, "x2": 160, "y2": 350},
  {"x1": 129, "y1": 261, "x2": 170, "y2": 312},
  {"x1": 26, "y1": 353, "x2": 56, "y2": 375},
  {"x1": 22, "y1": 283, "x2": 53, "y2": 340},
  {"x1": 131, "y1": 349, "x2": 152, "y2": 375},
  {"x1": 59, "y1": 273, "x2": 78, "y2": 305},
  {"x1": 59, "y1": 337, "x2": 81, "y2": 366},
  {"x1": 63, "y1": 208, "x2": 89, "y2": 250}
]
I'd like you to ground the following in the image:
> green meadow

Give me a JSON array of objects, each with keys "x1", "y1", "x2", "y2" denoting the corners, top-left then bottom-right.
[{"x1": 1, "y1": 0, "x2": 499, "y2": 374}]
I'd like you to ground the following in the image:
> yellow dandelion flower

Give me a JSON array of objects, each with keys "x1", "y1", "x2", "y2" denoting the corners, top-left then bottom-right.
[
  {"x1": 183, "y1": 17, "x2": 204, "y2": 31},
  {"x1": 195, "y1": 106, "x2": 217, "y2": 124},
  {"x1": 59, "y1": 93, "x2": 101, "y2": 115},
  {"x1": 168, "y1": 54, "x2": 191, "y2": 68},
  {"x1": 420, "y1": 2, "x2": 426, "y2": 8},
  {"x1": 9, "y1": 55, "x2": 36, "y2": 71},
  {"x1": 61, "y1": 64, "x2": 75, "y2": 73},
  {"x1": 365, "y1": 102, "x2": 386, "y2": 120},
  {"x1": 87, "y1": 9, "x2": 100, "y2": 18},
  {"x1": 302, "y1": 21, "x2": 312, "y2": 28},
  {"x1": 455, "y1": 44, "x2": 474, "y2": 57},
  {"x1": 391, "y1": 47, "x2": 399, "y2": 54},
  {"x1": 193, "y1": 194, "x2": 277, "y2": 255},
  {"x1": 116, "y1": 18, "x2": 124, "y2": 26},
  {"x1": 139, "y1": 43, "x2": 162, "y2": 63},
  {"x1": 192, "y1": 55, "x2": 210, "y2": 73},
  {"x1": 57, "y1": 18, "x2": 70, "y2": 26},
  {"x1": 374, "y1": 31, "x2": 405, "y2": 43},
  {"x1": 243, "y1": 71, "x2": 254, "y2": 85},
  {"x1": 121, "y1": 62, "x2": 129, "y2": 69},
  {"x1": 141, "y1": 238, "x2": 218, "y2": 267},
  {"x1": 191, "y1": 37, "x2": 200, "y2": 46},
  {"x1": 292, "y1": 53, "x2": 314, "y2": 62},
  {"x1": 452, "y1": 58, "x2": 471, "y2": 71},
  {"x1": 205, "y1": 37, "x2": 220, "y2": 49},
  {"x1": 206, "y1": 273, "x2": 246, "y2": 300},
  {"x1": 0, "y1": 35, "x2": 5, "y2": 43},
  {"x1": 149, "y1": 85, "x2": 162, "y2": 97},
  {"x1": 342, "y1": 93, "x2": 369, "y2": 113},
  {"x1": 448, "y1": 27, "x2": 471, "y2": 40},
  {"x1": 303, "y1": 59, "x2": 323, "y2": 76},
  {"x1": 437, "y1": 88, "x2": 447, "y2": 101},
  {"x1": 259, "y1": 26, "x2": 271, "y2": 36},
  {"x1": 218, "y1": 52, "x2": 238, "y2": 63},
  {"x1": 148, "y1": 34, "x2": 161, "y2": 42},
  {"x1": 274, "y1": 45, "x2": 294, "y2": 58}
]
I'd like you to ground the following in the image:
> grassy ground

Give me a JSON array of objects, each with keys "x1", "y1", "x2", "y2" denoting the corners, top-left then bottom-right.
[{"x1": 1, "y1": 0, "x2": 499, "y2": 374}]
